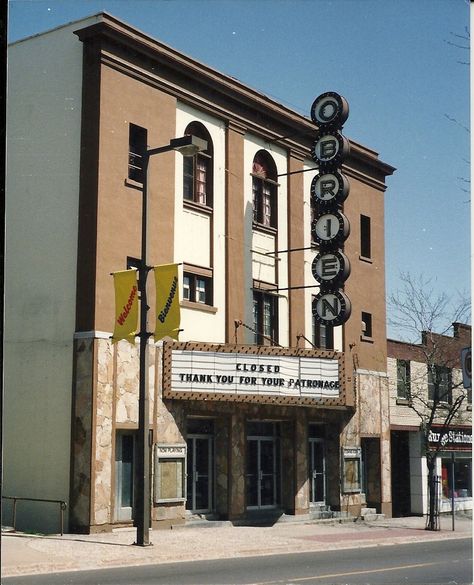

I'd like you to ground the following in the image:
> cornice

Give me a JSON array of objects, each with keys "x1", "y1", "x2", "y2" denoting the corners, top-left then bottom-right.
[{"x1": 74, "y1": 13, "x2": 396, "y2": 182}]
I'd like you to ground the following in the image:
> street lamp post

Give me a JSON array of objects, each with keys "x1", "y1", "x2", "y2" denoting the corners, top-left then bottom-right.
[{"x1": 134, "y1": 134, "x2": 207, "y2": 547}]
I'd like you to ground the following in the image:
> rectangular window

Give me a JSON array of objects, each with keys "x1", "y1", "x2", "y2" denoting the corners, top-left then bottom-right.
[
  {"x1": 361, "y1": 312, "x2": 372, "y2": 338},
  {"x1": 183, "y1": 154, "x2": 211, "y2": 207},
  {"x1": 183, "y1": 156, "x2": 194, "y2": 202},
  {"x1": 360, "y1": 215, "x2": 371, "y2": 259},
  {"x1": 397, "y1": 359, "x2": 411, "y2": 399},
  {"x1": 428, "y1": 366, "x2": 452, "y2": 404},
  {"x1": 253, "y1": 289, "x2": 278, "y2": 345},
  {"x1": 183, "y1": 274, "x2": 191, "y2": 301},
  {"x1": 441, "y1": 457, "x2": 472, "y2": 499},
  {"x1": 128, "y1": 124, "x2": 147, "y2": 184},
  {"x1": 312, "y1": 318, "x2": 334, "y2": 350},
  {"x1": 253, "y1": 178, "x2": 277, "y2": 228},
  {"x1": 182, "y1": 266, "x2": 213, "y2": 306}
]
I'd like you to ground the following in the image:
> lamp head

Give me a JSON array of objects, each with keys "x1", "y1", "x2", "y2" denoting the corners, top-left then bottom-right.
[{"x1": 170, "y1": 135, "x2": 207, "y2": 156}]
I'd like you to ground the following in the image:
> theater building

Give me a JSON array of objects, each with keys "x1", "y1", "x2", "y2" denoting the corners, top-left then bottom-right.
[
  {"x1": 5, "y1": 13, "x2": 395, "y2": 533},
  {"x1": 388, "y1": 324, "x2": 472, "y2": 517}
]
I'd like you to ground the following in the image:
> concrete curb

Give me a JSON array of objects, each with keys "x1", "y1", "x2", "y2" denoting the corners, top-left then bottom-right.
[{"x1": 1, "y1": 516, "x2": 472, "y2": 578}]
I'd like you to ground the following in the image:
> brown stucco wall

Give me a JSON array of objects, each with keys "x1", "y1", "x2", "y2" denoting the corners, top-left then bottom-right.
[
  {"x1": 287, "y1": 152, "x2": 305, "y2": 347},
  {"x1": 343, "y1": 171, "x2": 388, "y2": 373},
  {"x1": 225, "y1": 122, "x2": 246, "y2": 342},
  {"x1": 76, "y1": 43, "x2": 178, "y2": 334}
]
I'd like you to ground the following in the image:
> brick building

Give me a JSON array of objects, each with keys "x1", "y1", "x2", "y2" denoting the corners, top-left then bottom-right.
[{"x1": 388, "y1": 323, "x2": 471, "y2": 516}]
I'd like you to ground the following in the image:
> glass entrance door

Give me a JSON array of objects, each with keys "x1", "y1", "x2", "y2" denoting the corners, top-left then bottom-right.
[
  {"x1": 246, "y1": 422, "x2": 280, "y2": 509},
  {"x1": 309, "y1": 439, "x2": 326, "y2": 504},
  {"x1": 186, "y1": 419, "x2": 214, "y2": 514},
  {"x1": 115, "y1": 431, "x2": 136, "y2": 522}
]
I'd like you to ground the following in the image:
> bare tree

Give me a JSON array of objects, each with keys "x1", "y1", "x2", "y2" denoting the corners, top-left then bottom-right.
[
  {"x1": 389, "y1": 273, "x2": 470, "y2": 530},
  {"x1": 444, "y1": 26, "x2": 470, "y2": 198}
]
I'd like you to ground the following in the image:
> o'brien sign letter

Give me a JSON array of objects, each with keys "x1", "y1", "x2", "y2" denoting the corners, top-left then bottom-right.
[{"x1": 311, "y1": 92, "x2": 349, "y2": 128}]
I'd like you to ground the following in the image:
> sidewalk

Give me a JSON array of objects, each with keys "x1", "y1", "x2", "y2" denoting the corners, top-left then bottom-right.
[{"x1": 1, "y1": 515, "x2": 472, "y2": 578}]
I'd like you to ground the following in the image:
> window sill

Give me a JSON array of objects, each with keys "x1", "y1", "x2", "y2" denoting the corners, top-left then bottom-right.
[
  {"x1": 124, "y1": 178, "x2": 144, "y2": 190},
  {"x1": 396, "y1": 398, "x2": 412, "y2": 406},
  {"x1": 183, "y1": 200, "x2": 213, "y2": 215},
  {"x1": 427, "y1": 401, "x2": 452, "y2": 409},
  {"x1": 180, "y1": 300, "x2": 217, "y2": 314},
  {"x1": 360, "y1": 335, "x2": 374, "y2": 343},
  {"x1": 359, "y1": 255, "x2": 373, "y2": 264},
  {"x1": 252, "y1": 222, "x2": 277, "y2": 236}
]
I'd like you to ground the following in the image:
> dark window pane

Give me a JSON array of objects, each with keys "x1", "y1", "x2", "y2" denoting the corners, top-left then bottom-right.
[
  {"x1": 360, "y1": 215, "x2": 371, "y2": 258},
  {"x1": 183, "y1": 156, "x2": 194, "y2": 201},
  {"x1": 128, "y1": 124, "x2": 147, "y2": 184}
]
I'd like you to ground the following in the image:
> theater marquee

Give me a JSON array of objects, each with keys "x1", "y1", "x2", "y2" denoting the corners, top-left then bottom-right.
[{"x1": 162, "y1": 342, "x2": 347, "y2": 407}]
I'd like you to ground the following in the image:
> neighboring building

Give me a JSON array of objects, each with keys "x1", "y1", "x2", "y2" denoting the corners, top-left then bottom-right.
[
  {"x1": 5, "y1": 13, "x2": 395, "y2": 533},
  {"x1": 388, "y1": 323, "x2": 472, "y2": 517}
]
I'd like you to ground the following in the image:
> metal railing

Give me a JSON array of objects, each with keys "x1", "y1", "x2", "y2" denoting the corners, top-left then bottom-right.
[{"x1": 2, "y1": 496, "x2": 68, "y2": 536}]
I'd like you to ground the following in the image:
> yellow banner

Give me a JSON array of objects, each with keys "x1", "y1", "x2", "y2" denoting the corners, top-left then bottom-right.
[
  {"x1": 112, "y1": 269, "x2": 138, "y2": 344},
  {"x1": 154, "y1": 263, "x2": 180, "y2": 341}
]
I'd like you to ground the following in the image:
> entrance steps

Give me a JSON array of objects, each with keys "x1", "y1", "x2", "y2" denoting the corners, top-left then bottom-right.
[
  {"x1": 358, "y1": 507, "x2": 386, "y2": 522},
  {"x1": 183, "y1": 506, "x2": 384, "y2": 528},
  {"x1": 308, "y1": 504, "x2": 354, "y2": 523}
]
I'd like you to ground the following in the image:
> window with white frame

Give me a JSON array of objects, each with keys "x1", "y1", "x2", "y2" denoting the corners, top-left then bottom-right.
[{"x1": 182, "y1": 264, "x2": 213, "y2": 306}]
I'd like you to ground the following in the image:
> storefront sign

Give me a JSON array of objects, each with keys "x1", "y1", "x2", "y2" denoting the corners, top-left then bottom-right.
[
  {"x1": 170, "y1": 350, "x2": 340, "y2": 399},
  {"x1": 461, "y1": 347, "x2": 471, "y2": 389},
  {"x1": 310, "y1": 91, "x2": 351, "y2": 326},
  {"x1": 428, "y1": 426, "x2": 472, "y2": 451}
]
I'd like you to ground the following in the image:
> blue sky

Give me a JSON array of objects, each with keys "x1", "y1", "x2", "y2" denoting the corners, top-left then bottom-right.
[{"x1": 7, "y1": 0, "x2": 471, "y2": 332}]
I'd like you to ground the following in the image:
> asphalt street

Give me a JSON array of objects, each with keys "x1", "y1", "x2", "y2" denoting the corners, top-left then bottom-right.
[{"x1": 3, "y1": 537, "x2": 472, "y2": 585}]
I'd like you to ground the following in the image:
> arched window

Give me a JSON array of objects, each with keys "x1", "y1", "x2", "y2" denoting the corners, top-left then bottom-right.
[
  {"x1": 252, "y1": 151, "x2": 278, "y2": 229},
  {"x1": 183, "y1": 122, "x2": 213, "y2": 208}
]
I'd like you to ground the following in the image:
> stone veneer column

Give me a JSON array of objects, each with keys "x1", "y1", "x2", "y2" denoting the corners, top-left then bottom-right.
[
  {"x1": 92, "y1": 338, "x2": 114, "y2": 527},
  {"x1": 228, "y1": 412, "x2": 246, "y2": 519},
  {"x1": 294, "y1": 410, "x2": 309, "y2": 514},
  {"x1": 280, "y1": 421, "x2": 295, "y2": 513},
  {"x1": 379, "y1": 374, "x2": 392, "y2": 516},
  {"x1": 215, "y1": 417, "x2": 229, "y2": 517},
  {"x1": 70, "y1": 337, "x2": 95, "y2": 532},
  {"x1": 287, "y1": 152, "x2": 306, "y2": 347},
  {"x1": 225, "y1": 121, "x2": 246, "y2": 343}
]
